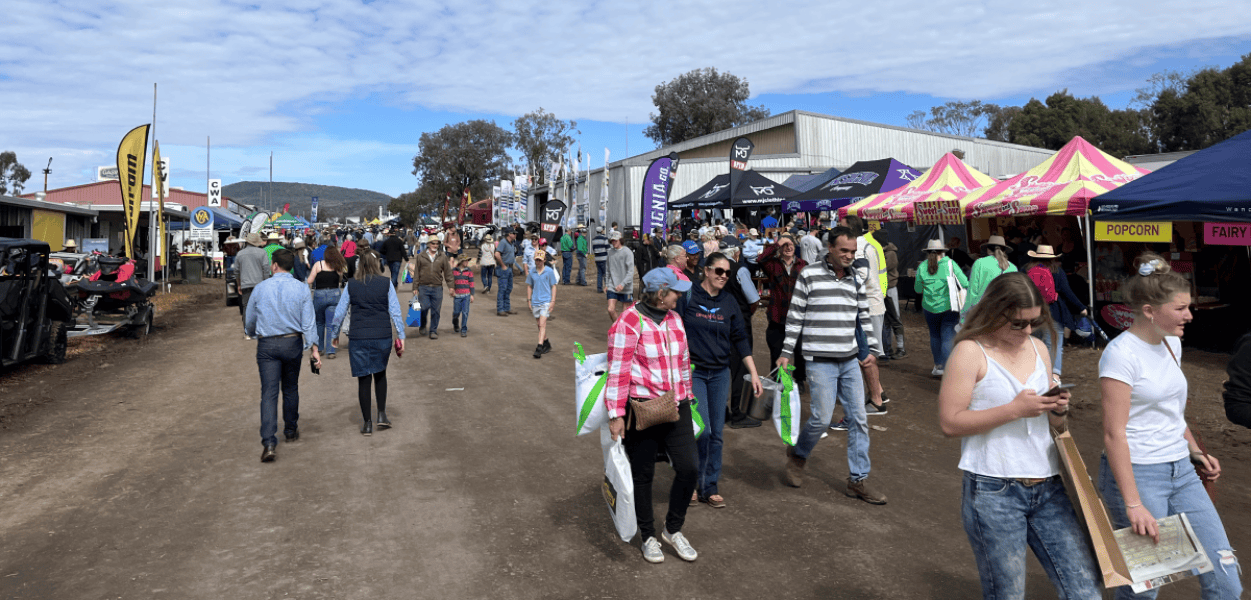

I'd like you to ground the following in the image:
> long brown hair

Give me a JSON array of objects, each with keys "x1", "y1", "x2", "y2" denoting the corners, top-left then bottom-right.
[
  {"x1": 953, "y1": 271, "x2": 1056, "y2": 345},
  {"x1": 926, "y1": 252, "x2": 942, "y2": 275},
  {"x1": 355, "y1": 249, "x2": 383, "y2": 282},
  {"x1": 985, "y1": 244, "x2": 1010, "y2": 271},
  {"x1": 323, "y1": 246, "x2": 347, "y2": 273}
]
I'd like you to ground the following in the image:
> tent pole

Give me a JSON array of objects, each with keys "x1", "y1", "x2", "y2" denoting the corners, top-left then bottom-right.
[{"x1": 1085, "y1": 211, "x2": 1095, "y2": 318}]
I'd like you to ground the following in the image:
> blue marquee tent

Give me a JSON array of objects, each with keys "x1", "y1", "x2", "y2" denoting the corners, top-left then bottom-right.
[
  {"x1": 168, "y1": 207, "x2": 245, "y2": 230},
  {"x1": 1092, "y1": 129, "x2": 1251, "y2": 222}
]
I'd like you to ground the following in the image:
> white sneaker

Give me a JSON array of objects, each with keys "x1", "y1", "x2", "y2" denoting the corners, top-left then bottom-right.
[
  {"x1": 641, "y1": 536, "x2": 664, "y2": 563},
  {"x1": 931, "y1": 366, "x2": 944, "y2": 377},
  {"x1": 662, "y1": 529, "x2": 698, "y2": 562}
]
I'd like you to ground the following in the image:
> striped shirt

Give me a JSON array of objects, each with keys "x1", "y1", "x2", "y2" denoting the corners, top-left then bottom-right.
[
  {"x1": 781, "y1": 259, "x2": 877, "y2": 361},
  {"x1": 452, "y1": 268, "x2": 475, "y2": 297},
  {"x1": 591, "y1": 235, "x2": 610, "y2": 262},
  {"x1": 605, "y1": 306, "x2": 693, "y2": 419}
]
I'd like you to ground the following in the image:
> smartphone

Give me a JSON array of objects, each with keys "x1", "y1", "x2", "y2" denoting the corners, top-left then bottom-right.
[
  {"x1": 309, "y1": 355, "x2": 320, "y2": 375},
  {"x1": 1041, "y1": 383, "x2": 1076, "y2": 396}
]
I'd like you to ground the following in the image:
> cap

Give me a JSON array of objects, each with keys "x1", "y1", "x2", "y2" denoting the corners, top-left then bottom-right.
[
  {"x1": 608, "y1": 231, "x2": 623, "y2": 241},
  {"x1": 682, "y1": 240, "x2": 700, "y2": 254},
  {"x1": 748, "y1": 228, "x2": 759, "y2": 236},
  {"x1": 642, "y1": 268, "x2": 692, "y2": 293}
]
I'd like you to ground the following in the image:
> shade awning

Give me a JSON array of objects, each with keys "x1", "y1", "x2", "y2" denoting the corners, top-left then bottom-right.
[
  {"x1": 842, "y1": 153, "x2": 995, "y2": 222},
  {"x1": 781, "y1": 158, "x2": 921, "y2": 213}
]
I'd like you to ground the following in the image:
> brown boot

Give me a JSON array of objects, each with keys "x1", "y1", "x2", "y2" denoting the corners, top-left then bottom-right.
[
  {"x1": 785, "y1": 448, "x2": 806, "y2": 488},
  {"x1": 846, "y1": 477, "x2": 888, "y2": 505}
]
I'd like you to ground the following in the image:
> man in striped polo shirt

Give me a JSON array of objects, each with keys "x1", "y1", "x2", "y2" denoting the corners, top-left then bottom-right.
[
  {"x1": 777, "y1": 226, "x2": 887, "y2": 505},
  {"x1": 591, "y1": 227, "x2": 610, "y2": 293}
]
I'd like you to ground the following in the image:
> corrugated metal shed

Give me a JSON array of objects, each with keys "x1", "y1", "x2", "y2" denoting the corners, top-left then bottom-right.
[{"x1": 533, "y1": 109, "x2": 1056, "y2": 228}]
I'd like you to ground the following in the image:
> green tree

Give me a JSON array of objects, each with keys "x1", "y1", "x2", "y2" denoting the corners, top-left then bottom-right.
[
  {"x1": 513, "y1": 108, "x2": 578, "y2": 184},
  {"x1": 1151, "y1": 55, "x2": 1251, "y2": 151},
  {"x1": 410, "y1": 120, "x2": 514, "y2": 211},
  {"x1": 644, "y1": 67, "x2": 770, "y2": 147},
  {"x1": 983, "y1": 105, "x2": 1022, "y2": 142},
  {"x1": 1007, "y1": 91, "x2": 1151, "y2": 157},
  {"x1": 0, "y1": 151, "x2": 32, "y2": 195},
  {"x1": 905, "y1": 100, "x2": 1002, "y2": 138},
  {"x1": 389, "y1": 183, "x2": 444, "y2": 226}
]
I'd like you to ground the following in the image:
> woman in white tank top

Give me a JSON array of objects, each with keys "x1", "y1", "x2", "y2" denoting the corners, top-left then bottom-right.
[{"x1": 938, "y1": 272, "x2": 1100, "y2": 600}]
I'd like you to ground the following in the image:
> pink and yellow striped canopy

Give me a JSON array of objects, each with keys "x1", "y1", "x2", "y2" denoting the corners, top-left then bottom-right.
[
  {"x1": 957, "y1": 136, "x2": 1149, "y2": 219},
  {"x1": 840, "y1": 153, "x2": 995, "y2": 222}
]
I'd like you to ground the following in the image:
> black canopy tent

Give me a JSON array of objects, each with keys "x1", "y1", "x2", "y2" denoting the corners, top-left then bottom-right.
[{"x1": 669, "y1": 171, "x2": 802, "y2": 209}]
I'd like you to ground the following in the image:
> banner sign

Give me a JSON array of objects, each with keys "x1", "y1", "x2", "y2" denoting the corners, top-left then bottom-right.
[
  {"x1": 190, "y1": 206, "x2": 214, "y2": 240},
  {"x1": 640, "y1": 153, "x2": 679, "y2": 234},
  {"x1": 1203, "y1": 222, "x2": 1251, "y2": 246},
  {"x1": 540, "y1": 200, "x2": 567, "y2": 245},
  {"x1": 728, "y1": 137, "x2": 754, "y2": 205},
  {"x1": 514, "y1": 175, "x2": 528, "y2": 223},
  {"x1": 913, "y1": 199, "x2": 964, "y2": 225},
  {"x1": 207, "y1": 179, "x2": 222, "y2": 207},
  {"x1": 1095, "y1": 221, "x2": 1172, "y2": 243},
  {"x1": 310, "y1": 196, "x2": 318, "y2": 222},
  {"x1": 115, "y1": 124, "x2": 150, "y2": 259}
]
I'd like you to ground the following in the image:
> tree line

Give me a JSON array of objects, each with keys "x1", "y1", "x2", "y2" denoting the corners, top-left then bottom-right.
[{"x1": 907, "y1": 54, "x2": 1251, "y2": 158}]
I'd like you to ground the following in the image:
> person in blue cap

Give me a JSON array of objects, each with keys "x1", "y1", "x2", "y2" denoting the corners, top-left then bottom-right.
[{"x1": 681, "y1": 240, "x2": 701, "y2": 282}]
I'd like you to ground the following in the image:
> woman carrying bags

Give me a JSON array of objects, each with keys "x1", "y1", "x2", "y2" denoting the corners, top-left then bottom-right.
[
  {"x1": 307, "y1": 245, "x2": 347, "y2": 359},
  {"x1": 915, "y1": 239, "x2": 968, "y2": 377},
  {"x1": 679, "y1": 252, "x2": 763, "y2": 509},
  {"x1": 1097, "y1": 253, "x2": 1241, "y2": 600},
  {"x1": 329, "y1": 249, "x2": 406, "y2": 436},
  {"x1": 1024, "y1": 245, "x2": 1087, "y2": 377},
  {"x1": 937, "y1": 272, "x2": 1100, "y2": 600},
  {"x1": 962, "y1": 235, "x2": 1017, "y2": 320},
  {"x1": 605, "y1": 268, "x2": 700, "y2": 564}
]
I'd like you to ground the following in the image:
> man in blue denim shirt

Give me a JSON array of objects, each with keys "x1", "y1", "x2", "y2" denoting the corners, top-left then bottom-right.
[{"x1": 245, "y1": 248, "x2": 321, "y2": 463}]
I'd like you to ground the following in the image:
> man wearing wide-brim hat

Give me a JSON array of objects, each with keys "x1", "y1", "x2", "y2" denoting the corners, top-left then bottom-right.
[
  {"x1": 1024, "y1": 244, "x2": 1088, "y2": 379},
  {"x1": 264, "y1": 232, "x2": 284, "y2": 260},
  {"x1": 965, "y1": 235, "x2": 1019, "y2": 321},
  {"x1": 236, "y1": 231, "x2": 273, "y2": 336}
]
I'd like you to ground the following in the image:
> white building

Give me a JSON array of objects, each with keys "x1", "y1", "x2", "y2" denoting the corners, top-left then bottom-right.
[{"x1": 529, "y1": 109, "x2": 1055, "y2": 228}]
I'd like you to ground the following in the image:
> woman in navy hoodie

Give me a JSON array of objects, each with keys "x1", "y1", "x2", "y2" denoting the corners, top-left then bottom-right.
[{"x1": 680, "y1": 252, "x2": 763, "y2": 509}]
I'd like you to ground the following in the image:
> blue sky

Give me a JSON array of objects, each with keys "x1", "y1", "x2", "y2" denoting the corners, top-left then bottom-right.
[{"x1": 2, "y1": 0, "x2": 1249, "y2": 200}]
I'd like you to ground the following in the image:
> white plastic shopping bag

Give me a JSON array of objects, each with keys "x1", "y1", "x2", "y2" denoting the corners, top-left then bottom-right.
[
  {"x1": 600, "y1": 425, "x2": 637, "y2": 542},
  {"x1": 573, "y1": 343, "x2": 610, "y2": 436},
  {"x1": 772, "y1": 365, "x2": 801, "y2": 446}
]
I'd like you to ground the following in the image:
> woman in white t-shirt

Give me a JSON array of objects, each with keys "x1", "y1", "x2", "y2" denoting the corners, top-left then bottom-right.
[
  {"x1": 939, "y1": 272, "x2": 1100, "y2": 600},
  {"x1": 1098, "y1": 253, "x2": 1241, "y2": 600}
]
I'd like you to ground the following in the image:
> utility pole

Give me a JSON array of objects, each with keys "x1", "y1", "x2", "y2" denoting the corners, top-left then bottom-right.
[{"x1": 42, "y1": 158, "x2": 51, "y2": 192}]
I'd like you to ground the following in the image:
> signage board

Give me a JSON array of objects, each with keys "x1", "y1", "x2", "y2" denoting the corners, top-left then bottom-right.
[
  {"x1": 189, "y1": 206, "x2": 214, "y2": 240},
  {"x1": 914, "y1": 199, "x2": 963, "y2": 225},
  {"x1": 1094, "y1": 221, "x2": 1172, "y2": 243},
  {"x1": 207, "y1": 179, "x2": 223, "y2": 207},
  {"x1": 1203, "y1": 222, "x2": 1251, "y2": 246}
]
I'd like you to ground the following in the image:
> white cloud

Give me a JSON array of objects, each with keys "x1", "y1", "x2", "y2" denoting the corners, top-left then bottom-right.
[{"x1": 3, "y1": 0, "x2": 1249, "y2": 192}]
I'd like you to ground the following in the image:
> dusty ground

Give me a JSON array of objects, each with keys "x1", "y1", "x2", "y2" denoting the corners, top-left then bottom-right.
[{"x1": 1, "y1": 270, "x2": 1247, "y2": 600}]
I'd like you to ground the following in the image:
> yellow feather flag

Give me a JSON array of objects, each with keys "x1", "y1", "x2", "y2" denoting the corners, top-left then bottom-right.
[
  {"x1": 153, "y1": 141, "x2": 166, "y2": 270},
  {"x1": 116, "y1": 124, "x2": 150, "y2": 259}
]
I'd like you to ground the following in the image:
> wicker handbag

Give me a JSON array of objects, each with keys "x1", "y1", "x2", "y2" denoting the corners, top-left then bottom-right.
[{"x1": 626, "y1": 311, "x2": 680, "y2": 430}]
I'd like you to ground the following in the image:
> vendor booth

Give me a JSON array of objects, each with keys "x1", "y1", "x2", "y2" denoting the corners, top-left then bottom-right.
[
  {"x1": 841, "y1": 152, "x2": 995, "y2": 223},
  {"x1": 1091, "y1": 128, "x2": 1251, "y2": 350}
]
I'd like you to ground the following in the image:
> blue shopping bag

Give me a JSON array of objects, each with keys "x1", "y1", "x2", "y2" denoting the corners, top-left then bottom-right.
[{"x1": 405, "y1": 299, "x2": 422, "y2": 327}]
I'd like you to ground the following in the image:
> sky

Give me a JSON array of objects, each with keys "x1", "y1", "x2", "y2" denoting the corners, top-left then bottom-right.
[{"x1": 2, "y1": 0, "x2": 1250, "y2": 200}]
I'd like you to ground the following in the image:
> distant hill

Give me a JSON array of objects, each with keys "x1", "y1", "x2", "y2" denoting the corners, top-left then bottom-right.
[{"x1": 222, "y1": 181, "x2": 394, "y2": 219}]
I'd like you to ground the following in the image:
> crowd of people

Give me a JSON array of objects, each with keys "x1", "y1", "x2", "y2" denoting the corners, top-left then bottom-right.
[{"x1": 232, "y1": 216, "x2": 1243, "y2": 599}]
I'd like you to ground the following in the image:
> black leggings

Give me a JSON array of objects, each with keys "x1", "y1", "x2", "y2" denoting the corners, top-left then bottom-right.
[
  {"x1": 623, "y1": 400, "x2": 699, "y2": 541},
  {"x1": 357, "y1": 371, "x2": 387, "y2": 420}
]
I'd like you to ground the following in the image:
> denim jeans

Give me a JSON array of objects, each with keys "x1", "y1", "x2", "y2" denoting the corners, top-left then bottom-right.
[
  {"x1": 418, "y1": 285, "x2": 443, "y2": 333},
  {"x1": 452, "y1": 295, "x2": 470, "y2": 333},
  {"x1": 793, "y1": 358, "x2": 870, "y2": 481},
  {"x1": 256, "y1": 335, "x2": 303, "y2": 447},
  {"x1": 312, "y1": 288, "x2": 342, "y2": 354},
  {"x1": 1098, "y1": 454, "x2": 1243, "y2": 600},
  {"x1": 1034, "y1": 328, "x2": 1064, "y2": 375},
  {"x1": 924, "y1": 309, "x2": 960, "y2": 368},
  {"x1": 561, "y1": 251, "x2": 573, "y2": 283},
  {"x1": 577, "y1": 253, "x2": 587, "y2": 285},
  {"x1": 962, "y1": 473, "x2": 1102, "y2": 600},
  {"x1": 480, "y1": 265, "x2": 493, "y2": 290},
  {"x1": 389, "y1": 261, "x2": 402, "y2": 288},
  {"x1": 596, "y1": 260, "x2": 607, "y2": 292},
  {"x1": 496, "y1": 267, "x2": 514, "y2": 312},
  {"x1": 693, "y1": 366, "x2": 731, "y2": 498}
]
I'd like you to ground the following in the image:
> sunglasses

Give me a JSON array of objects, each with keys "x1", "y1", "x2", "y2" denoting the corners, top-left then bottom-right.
[
  {"x1": 707, "y1": 267, "x2": 731, "y2": 277},
  {"x1": 1008, "y1": 316, "x2": 1047, "y2": 330}
]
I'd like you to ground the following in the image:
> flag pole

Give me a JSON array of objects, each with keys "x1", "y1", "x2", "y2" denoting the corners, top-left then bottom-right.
[{"x1": 148, "y1": 83, "x2": 157, "y2": 282}]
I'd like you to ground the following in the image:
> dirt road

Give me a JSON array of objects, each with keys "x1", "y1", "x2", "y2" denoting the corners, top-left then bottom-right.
[{"x1": 2, "y1": 278, "x2": 1247, "y2": 599}]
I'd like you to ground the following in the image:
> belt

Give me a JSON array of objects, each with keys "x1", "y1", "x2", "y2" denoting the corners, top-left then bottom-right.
[
  {"x1": 1014, "y1": 476, "x2": 1056, "y2": 487},
  {"x1": 261, "y1": 332, "x2": 300, "y2": 340}
]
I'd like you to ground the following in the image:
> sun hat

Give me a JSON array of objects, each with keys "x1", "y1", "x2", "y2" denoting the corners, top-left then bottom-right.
[
  {"x1": 682, "y1": 240, "x2": 701, "y2": 255},
  {"x1": 608, "y1": 231, "x2": 623, "y2": 241},
  {"x1": 267, "y1": 232, "x2": 281, "y2": 241},
  {"x1": 642, "y1": 267, "x2": 692, "y2": 293},
  {"x1": 293, "y1": 238, "x2": 305, "y2": 248},
  {"x1": 483, "y1": 234, "x2": 493, "y2": 242},
  {"x1": 924, "y1": 239, "x2": 947, "y2": 253},
  {"x1": 247, "y1": 233, "x2": 265, "y2": 247},
  {"x1": 983, "y1": 235, "x2": 1011, "y2": 249},
  {"x1": 1028, "y1": 244, "x2": 1062, "y2": 259},
  {"x1": 63, "y1": 239, "x2": 77, "y2": 249}
]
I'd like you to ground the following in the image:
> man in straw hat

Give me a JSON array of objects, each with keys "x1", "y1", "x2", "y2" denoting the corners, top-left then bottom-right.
[{"x1": 236, "y1": 232, "x2": 272, "y2": 338}]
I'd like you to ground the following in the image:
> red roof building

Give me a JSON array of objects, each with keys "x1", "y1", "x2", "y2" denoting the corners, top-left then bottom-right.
[{"x1": 20, "y1": 180, "x2": 211, "y2": 210}]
